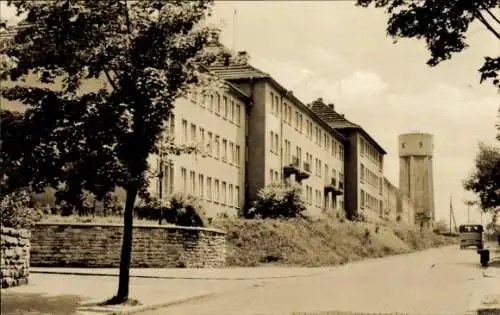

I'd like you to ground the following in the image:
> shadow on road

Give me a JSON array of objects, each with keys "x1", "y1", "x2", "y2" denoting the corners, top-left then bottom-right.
[{"x1": 0, "y1": 292, "x2": 83, "y2": 315}]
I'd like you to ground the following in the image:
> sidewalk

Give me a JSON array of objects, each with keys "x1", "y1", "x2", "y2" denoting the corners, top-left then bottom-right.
[
  {"x1": 467, "y1": 244, "x2": 500, "y2": 315},
  {"x1": 3, "y1": 267, "x2": 332, "y2": 315},
  {"x1": 2, "y1": 272, "x2": 267, "y2": 315}
]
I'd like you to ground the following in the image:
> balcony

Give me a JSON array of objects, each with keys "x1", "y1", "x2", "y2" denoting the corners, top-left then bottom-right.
[
  {"x1": 324, "y1": 177, "x2": 343, "y2": 196},
  {"x1": 283, "y1": 156, "x2": 310, "y2": 181}
]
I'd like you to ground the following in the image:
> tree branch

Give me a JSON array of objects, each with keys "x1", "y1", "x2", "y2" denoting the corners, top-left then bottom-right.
[
  {"x1": 104, "y1": 68, "x2": 118, "y2": 91},
  {"x1": 480, "y1": 4, "x2": 500, "y2": 26},
  {"x1": 473, "y1": 9, "x2": 500, "y2": 40}
]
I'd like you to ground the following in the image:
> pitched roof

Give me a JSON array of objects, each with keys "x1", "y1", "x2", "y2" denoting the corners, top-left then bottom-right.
[
  {"x1": 208, "y1": 63, "x2": 347, "y2": 142},
  {"x1": 208, "y1": 63, "x2": 270, "y2": 80},
  {"x1": 310, "y1": 98, "x2": 387, "y2": 154}
]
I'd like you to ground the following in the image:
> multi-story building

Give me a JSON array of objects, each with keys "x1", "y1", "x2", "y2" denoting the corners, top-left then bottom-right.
[
  {"x1": 148, "y1": 83, "x2": 250, "y2": 218},
  {"x1": 310, "y1": 99, "x2": 386, "y2": 221},
  {"x1": 383, "y1": 177, "x2": 398, "y2": 221},
  {"x1": 207, "y1": 62, "x2": 346, "y2": 217}
]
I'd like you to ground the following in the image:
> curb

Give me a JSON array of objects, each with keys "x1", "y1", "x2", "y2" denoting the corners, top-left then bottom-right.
[
  {"x1": 30, "y1": 268, "x2": 334, "y2": 281},
  {"x1": 79, "y1": 292, "x2": 217, "y2": 315},
  {"x1": 78, "y1": 281, "x2": 269, "y2": 315}
]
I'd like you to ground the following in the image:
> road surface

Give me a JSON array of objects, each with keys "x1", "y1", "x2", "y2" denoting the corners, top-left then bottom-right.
[{"x1": 137, "y1": 245, "x2": 500, "y2": 315}]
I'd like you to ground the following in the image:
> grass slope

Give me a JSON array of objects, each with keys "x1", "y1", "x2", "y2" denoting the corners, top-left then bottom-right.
[{"x1": 214, "y1": 217, "x2": 457, "y2": 267}]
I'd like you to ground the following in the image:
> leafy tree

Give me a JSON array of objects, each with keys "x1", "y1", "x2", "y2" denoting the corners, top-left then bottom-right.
[
  {"x1": 434, "y1": 219, "x2": 448, "y2": 233},
  {"x1": 0, "y1": 0, "x2": 235, "y2": 304},
  {"x1": 247, "y1": 183, "x2": 307, "y2": 219},
  {"x1": 463, "y1": 142, "x2": 500, "y2": 214},
  {"x1": 356, "y1": 0, "x2": 500, "y2": 89}
]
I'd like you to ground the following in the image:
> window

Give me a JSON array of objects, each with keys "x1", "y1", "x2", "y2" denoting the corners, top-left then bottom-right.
[
  {"x1": 360, "y1": 164, "x2": 365, "y2": 183},
  {"x1": 295, "y1": 111, "x2": 299, "y2": 129},
  {"x1": 360, "y1": 190, "x2": 365, "y2": 208},
  {"x1": 419, "y1": 141, "x2": 423, "y2": 148},
  {"x1": 190, "y1": 123, "x2": 196, "y2": 142},
  {"x1": 215, "y1": 136, "x2": 220, "y2": 158},
  {"x1": 207, "y1": 132, "x2": 213, "y2": 155},
  {"x1": 209, "y1": 93, "x2": 214, "y2": 111},
  {"x1": 206, "y1": 177, "x2": 212, "y2": 201},
  {"x1": 216, "y1": 93, "x2": 221, "y2": 115},
  {"x1": 198, "y1": 174, "x2": 204, "y2": 197},
  {"x1": 235, "y1": 145, "x2": 241, "y2": 166},
  {"x1": 270, "y1": 131, "x2": 275, "y2": 153},
  {"x1": 324, "y1": 133, "x2": 328, "y2": 149},
  {"x1": 318, "y1": 160, "x2": 322, "y2": 177},
  {"x1": 230, "y1": 99, "x2": 235, "y2": 122},
  {"x1": 288, "y1": 105, "x2": 292, "y2": 123},
  {"x1": 199, "y1": 127, "x2": 205, "y2": 145},
  {"x1": 283, "y1": 103, "x2": 288, "y2": 122},
  {"x1": 275, "y1": 95, "x2": 279, "y2": 116},
  {"x1": 296, "y1": 146, "x2": 302, "y2": 165},
  {"x1": 402, "y1": 142, "x2": 405, "y2": 148},
  {"x1": 181, "y1": 167, "x2": 187, "y2": 192},
  {"x1": 182, "y1": 119, "x2": 188, "y2": 143},
  {"x1": 275, "y1": 133, "x2": 279, "y2": 153},
  {"x1": 189, "y1": 171, "x2": 195, "y2": 194},
  {"x1": 229, "y1": 184, "x2": 234, "y2": 207},
  {"x1": 379, "y1": 177, "x2": 383, "y2": 195},
  {"x1": 235, "y1": 186, "x2": 240, "y2": 208},
  {"x1": 299, "y1": 114, "x2": 303, "y2": 132},
  {"x1": 223, "y1": 96, "x2": 229, "y2": 118},
  {"x1": 214, "y1": 179, "x2": 220, "y2": 202},
  {"x1": 270, "y1": 169, "x2": 274, "y2": 183},
  {"x1": 332, "y1": 140, "x2": 336, "y2": 157},
  {"x1": 380, "y1": 200, "x2": 383, "y2": 215},
  {"x1": 229, "y1": 142, "x2": 235, "y2": 163},
  {"x1": 167, "y1": 114, "x2": 175, "y2": 135},
  {"x1": 270, "y1": 92, "x2": 275, "y2": 114},
  {"x1": 339, "y1": 145, "x2": 344, "y2": 161},
  {"x1": 201, "y1": 93, "x2": 207, "y2": 108},
  {"x1": 235, "y1": 103, "x2": 241, "y2": 125},
  {"x1": 222, "y1": 139, "x2": 228, "y2": 161},
  {"x1": 222, "y1": 181, "x2": 227, "y2": 204},
  {"x1": 360, "y1": 138, "x2": 365, "y2": 156}
]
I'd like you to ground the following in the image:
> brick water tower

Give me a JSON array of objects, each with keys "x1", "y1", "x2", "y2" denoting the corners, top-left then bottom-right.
[{"x1": 398, "y1": 132, "x2": 436, "y2": 228}]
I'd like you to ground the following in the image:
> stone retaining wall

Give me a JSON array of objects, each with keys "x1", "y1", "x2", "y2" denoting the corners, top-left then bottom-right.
[
  {"x1": 1, "y1": 226, "x2": 30, "y2": 288},
  {"x1": 30, "y1": 223, "x2": 226, "y2": 268}
]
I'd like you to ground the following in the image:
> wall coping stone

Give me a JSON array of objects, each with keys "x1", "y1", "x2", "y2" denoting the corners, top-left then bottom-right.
[{"x1": 35, "y1": 222, "x2": 226, "y2": 235}]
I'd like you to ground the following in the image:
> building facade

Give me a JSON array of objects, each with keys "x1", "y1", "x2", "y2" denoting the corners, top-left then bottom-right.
[
  {"x1": 310, "y1": 99, "x2": 386, "y2": 221},
  {"x1": 148, "y1": 83, "x2": 250, "y2": 218},
  {"x1": 205, "y1": 63, "x2": 346, "y2": 217}
]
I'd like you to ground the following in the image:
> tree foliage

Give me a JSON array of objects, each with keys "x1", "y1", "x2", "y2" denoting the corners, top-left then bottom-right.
[
  {"x1": 356, "y1": 0, "x2": 500, "y2": 89},
  {"x1": 0, "y1": 0, "x2": 238, "y2": 303},
  {"x1": 247, "y1": 183, "x2": 307, "y2": 219},
  {"x1": 463, "y1": 142, "x2": 500, "y2": 212}
]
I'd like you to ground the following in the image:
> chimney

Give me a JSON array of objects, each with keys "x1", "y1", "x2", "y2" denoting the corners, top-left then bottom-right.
[
  {"x1": 312, "y1": 98, "x2": 324, "y2": 106},
  {"x1": 237, "y1": 51, "x2": 249, "y2": 64},
  {"x1": 327, "y1": 103, "x2": 335, "y2": 110}
]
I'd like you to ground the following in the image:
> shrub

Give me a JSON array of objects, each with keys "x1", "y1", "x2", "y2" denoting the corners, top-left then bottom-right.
[
  {"x1": 0, "y1": 190, "x2": 44, "y2": 229},
  {"x1": 135, "y1": 193, "x2": 207, "y2": 227},
  {"x1": 246, "y1": 183, "x2": 306, "y2": 219}
]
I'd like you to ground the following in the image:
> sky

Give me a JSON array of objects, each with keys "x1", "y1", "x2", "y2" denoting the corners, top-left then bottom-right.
[{"x1": 1, "y1": 1, "x2": 498, "y2": 225}]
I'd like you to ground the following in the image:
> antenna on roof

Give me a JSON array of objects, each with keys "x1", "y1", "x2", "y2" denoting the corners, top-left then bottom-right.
[
  {"x1": 337, "y1": 80, "x2": 342, "y2": 104},
  {"x1": 232, "y1": 8, "x2": 237, "y2": 52}
]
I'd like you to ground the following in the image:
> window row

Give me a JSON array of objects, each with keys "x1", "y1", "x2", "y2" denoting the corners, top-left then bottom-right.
[
  {"x1": 269, "y1": 91, "x2": 343, "y2": 158},
  {"x1": 188, "y1": 90, "x2": 242, "y2": 126},
  {"x1": 181, "y1": 119, "x2": 241, "y2": 167},
  {"x1": 360, "y1": 138, "x2": 382, "y2": 170},
  {"x1": 180, "y1": 168, "x2": 241, "y2": 208},
  {"x1": 360, "y1": 164, "x2": 381, "y2": 191},
  {"x1": 360, "y1": 189, "x2": 382, "y2": 212},
  {"x1": 269, "y1": 169, "x2": 280, "y2": 183}
]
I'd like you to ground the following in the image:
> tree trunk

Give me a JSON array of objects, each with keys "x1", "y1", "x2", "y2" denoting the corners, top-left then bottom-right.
[{"x1": 110, "y1": 181, "x2": 139, "y2": 304}]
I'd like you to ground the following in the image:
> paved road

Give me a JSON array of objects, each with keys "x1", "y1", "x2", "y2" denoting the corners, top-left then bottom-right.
[{"x1": 137, "y1": 245, "x2": 500, "y2": 315}]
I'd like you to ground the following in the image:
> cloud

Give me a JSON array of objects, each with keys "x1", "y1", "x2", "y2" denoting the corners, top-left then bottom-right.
[{"x1": 340, "y1": 71, "x2": 388, "y2": 97}]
